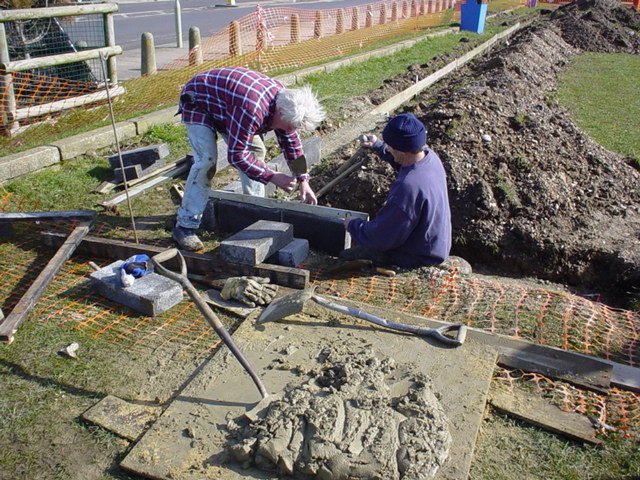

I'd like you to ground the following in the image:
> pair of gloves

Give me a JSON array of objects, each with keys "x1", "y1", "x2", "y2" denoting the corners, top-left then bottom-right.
[{"x1": 220, "y1": 276, "x2": 279, "y2": 308}]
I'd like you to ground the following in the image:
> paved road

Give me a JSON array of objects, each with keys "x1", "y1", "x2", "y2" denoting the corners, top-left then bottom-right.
[
  {"x1": 113, "y1": 0, "x2": 370, "y2": 50},
  {"x1": 113, "y1": 0, "x2": 370, "y2": 79}
]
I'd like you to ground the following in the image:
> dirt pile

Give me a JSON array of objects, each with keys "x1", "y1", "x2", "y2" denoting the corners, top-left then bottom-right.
[
  {"x1": 227, "y1": 346, "x2": 451, "y2": 480},
  {"x1": 318, "y1": 1, "x2": 640, "y2": 305}
]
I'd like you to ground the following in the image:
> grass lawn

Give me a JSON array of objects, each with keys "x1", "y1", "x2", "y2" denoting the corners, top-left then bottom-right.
[{"x1": 556, "y1": 52, "x2": 640, "y2": 166}]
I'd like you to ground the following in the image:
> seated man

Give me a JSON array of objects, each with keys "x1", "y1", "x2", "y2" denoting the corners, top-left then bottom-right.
[{"x1": 341, "y1": 113, "x2": 455, "y2": 270}]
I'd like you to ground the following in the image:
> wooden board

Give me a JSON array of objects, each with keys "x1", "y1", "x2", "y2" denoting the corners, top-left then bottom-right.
[
  {"x1": 81, "y1": 395, "x2": 161, "y2": 442},
  {"x1": 488, "y1": 388, "x2": 602, "y2": 445},
  {"x1": 120, "y1": 312, "x2": 498, "y2": 480},
  {"x1": 41, "y1": 233, "x2": 310, "y2": 290}
]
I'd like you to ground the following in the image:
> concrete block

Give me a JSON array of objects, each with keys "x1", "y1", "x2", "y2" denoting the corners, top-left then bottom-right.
[
  {"x1": 113, "y1": 164, "x2": 142, "y2": 182},
  {"x1": 205, "y1": 194, "x2": 363, "y2": 256},
  {"x1": 51, "y1": 122, "x2": 137, "y2": 161},
  {"x1": 218, "y1": 220, "x2": 293, "y2": 265},
  {"x1": 90, "y1": 260, "x2": 183, "y2": 316},
  {"x1": 113, "y1": 158, "x2": 165, "y2": 182},
  {"x1": 0, "y1": 221, "x2": 14, "y2": 238},
  {"x1": 0, "y1": 146, "x2": 60, "y2": 183},
  {"x1": 108, "y1": 144, "x2": 169, "y2": 169},
  {"x1": 276, "y1": 238, "x2": 309, "y2": 267}
]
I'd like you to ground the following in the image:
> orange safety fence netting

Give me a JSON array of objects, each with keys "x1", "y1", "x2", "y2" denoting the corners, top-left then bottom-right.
[
  {"x1": 0, "y1": 213, "x2": 638, "y2": 440},
  {"x1": 0, "y1": 0, "x2": 480, "y2": 152}
]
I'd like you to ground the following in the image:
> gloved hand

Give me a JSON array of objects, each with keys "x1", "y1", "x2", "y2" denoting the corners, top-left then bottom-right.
[
  {"x1": 120, "y1": 254, "x2": 153, "y2": 287},
  {"x1": 220, "y1": 276, "x2": 279, "y2": 307}
]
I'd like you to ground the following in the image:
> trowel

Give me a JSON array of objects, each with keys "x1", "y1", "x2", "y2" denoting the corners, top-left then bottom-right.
[{"x1": 258, "y1": 288, "x2": 467, "y2": 347}]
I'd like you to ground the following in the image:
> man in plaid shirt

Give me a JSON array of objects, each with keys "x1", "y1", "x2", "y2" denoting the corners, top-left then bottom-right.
[{"x1": 173, "y1": 67, "x2": 326, "y2": 251}]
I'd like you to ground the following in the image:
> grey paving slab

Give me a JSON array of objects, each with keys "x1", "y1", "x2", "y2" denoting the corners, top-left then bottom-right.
[
  {"x1": 121, "y1": 302, "x2": 497, "y2": 480},
  {"x1": 90, "y1": 260, "x2": 184, "y2": 316},
  {"x1": 275, "y1": 238, "x2": 309, "y2": 267},
  {"x1": 219, "y1": 220, "x2": 294, "y2": 265}
]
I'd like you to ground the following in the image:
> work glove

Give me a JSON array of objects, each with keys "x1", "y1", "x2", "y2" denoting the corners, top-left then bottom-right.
[
  {"x1": 220, "y1": 276, "x2": 279, "y2": 307},
  {"x1": 120, "y1": 254, "x2": 153, "y2": 287}
]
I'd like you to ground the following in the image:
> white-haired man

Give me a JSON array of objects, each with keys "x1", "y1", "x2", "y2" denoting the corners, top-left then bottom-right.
[{"x1": 173, "y1": 67, "x2": 326, "y2": 251}]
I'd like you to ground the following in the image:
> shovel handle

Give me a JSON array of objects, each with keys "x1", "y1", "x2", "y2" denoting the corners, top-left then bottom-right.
[
  {"x1": 150, "y1": 248, "x2": 188, "y2": 285},
  {"x1": 429, "y1": 324, "x2": 467, "y2": 347},
  {"x1": 151, "y1": 248, "x2": 269, "y2": 400},
  {"x1": 312, "y1": 295, "x2": 466, "y2": 347}
]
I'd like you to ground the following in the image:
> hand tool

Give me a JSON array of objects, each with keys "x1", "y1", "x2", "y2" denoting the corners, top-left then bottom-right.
[
  {"x1": 326, "y1": 259, "x2": 396, "y2": 277},
  {"x1": 258, "y1": 288, "x2": 467, "y2": 347},
  {"x1": 151, "y1": 248, "x2": 269, "y2": 399}
]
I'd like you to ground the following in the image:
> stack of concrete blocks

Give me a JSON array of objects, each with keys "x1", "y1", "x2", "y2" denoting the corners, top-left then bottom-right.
[
  {"x1": 218, "y1": 220, "x2": 309, "y2": 267},
  {"x1": 89, "y1": 260, "x2": 184, "y2": 317},
  {"x1": 108, "y1": 144, "x2": 169, "y2": 183}
]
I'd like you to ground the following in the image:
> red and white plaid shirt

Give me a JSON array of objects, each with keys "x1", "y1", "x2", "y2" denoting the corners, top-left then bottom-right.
[{"x1": 179, "y1": 67, "x2": 304, "y2": 184}]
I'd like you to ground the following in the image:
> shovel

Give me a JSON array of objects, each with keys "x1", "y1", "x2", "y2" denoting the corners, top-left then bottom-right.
[
  {"x1": 151, "y1": 248, "x2": 268, "y2": 399},
  {"x1": 258, "y1": 288, "x2": 467, "y2": 347}
]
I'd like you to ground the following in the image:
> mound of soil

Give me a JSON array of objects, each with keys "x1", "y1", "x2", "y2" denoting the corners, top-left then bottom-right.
[{"x1": 317, "y1": 0, "x2": 640, "y2": 306}]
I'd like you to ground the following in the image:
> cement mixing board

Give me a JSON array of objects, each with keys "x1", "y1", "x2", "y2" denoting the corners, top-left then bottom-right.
[{"x1": 121, "y1": 300, "x2": 497, "y2": 479}]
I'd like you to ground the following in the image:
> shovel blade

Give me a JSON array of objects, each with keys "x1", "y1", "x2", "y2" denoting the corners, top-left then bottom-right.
[{"x1": 258, "y1": 288, "x2": 315, "y2": 324}]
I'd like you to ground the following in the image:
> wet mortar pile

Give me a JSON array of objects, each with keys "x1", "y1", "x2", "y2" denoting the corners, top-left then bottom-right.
[
  {"x1": 315, "y1": 0, "x2": 640, "y2": 306},
  {"x1": 226, "y1": 346, "x2": 451, "y2": 480}
]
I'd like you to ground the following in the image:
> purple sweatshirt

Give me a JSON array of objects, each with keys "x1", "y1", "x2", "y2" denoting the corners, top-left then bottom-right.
[{"x1": 347, "y1": 143, "x2": 451, "y2": 268}]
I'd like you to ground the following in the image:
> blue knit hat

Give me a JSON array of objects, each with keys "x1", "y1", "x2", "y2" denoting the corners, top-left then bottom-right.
[{"x1": 382, "y1": 113, "x2": 427, "y2": 152}]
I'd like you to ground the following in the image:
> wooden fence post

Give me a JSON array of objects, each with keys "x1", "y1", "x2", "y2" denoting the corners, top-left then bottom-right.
[
  {"x1": 380, "y1": 3, "x2": 387, "y2": 24},
  {"x1": 336, "y1": 8, "x2": 345, "y2": 34},
  {"x1": 0, "y1": 22, "x2": 17, "y2": 135},
  {"x1": 229, "y1": 20, "x2": 241, "y2": 56},
  {"x1": 351, "y1": 7, "x2": 359, "y2": 30},
  {"x1": 188, "y1": 26, "x2": 202, "y2": 66},
  {"x1": 141, "y1": 32, "x2": 156, "y2": 76},
  {"x1": 365, "y1": 5, "x2": 373, "y2": 27},
  {"x1": 314, "y1": 10, "x2": 323, "y2": 38},
  {"x1": 291, "y1": 14, "x2": 300, "y2": 43},
  {"x1": 104, "y1": 11, "x2": 118, "y2": 84}
]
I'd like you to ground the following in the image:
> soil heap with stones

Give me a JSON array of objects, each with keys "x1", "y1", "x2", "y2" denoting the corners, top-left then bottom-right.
[{"x1": 316, "y1": 0, "x2": 640, "y2": 306}]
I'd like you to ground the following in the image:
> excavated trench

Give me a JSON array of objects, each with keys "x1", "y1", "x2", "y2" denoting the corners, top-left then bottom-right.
[{"x1": 314, "y1": 0, "x2": 640, "y2": 307}]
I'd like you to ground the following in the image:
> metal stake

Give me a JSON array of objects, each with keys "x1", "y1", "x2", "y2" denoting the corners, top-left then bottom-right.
[{"x1": 99, "y1": 51, "x2": 139, "y2": 243}]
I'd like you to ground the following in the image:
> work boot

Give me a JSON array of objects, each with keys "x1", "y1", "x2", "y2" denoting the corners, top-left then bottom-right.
[
  {"x1": 172, "y1": 225, "x2": 204, "y2": 252},
  {"x1": 437, "y1": 255, "x2": 472, "y2": 276}
]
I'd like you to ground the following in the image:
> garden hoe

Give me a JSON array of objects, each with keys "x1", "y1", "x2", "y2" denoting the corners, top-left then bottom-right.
[
  {"x1": 258, "y1": 288, "x2": 467, "y2": 347},
  {"x1": 151, "y1": 248, "x2": 269, "y2": 399}
]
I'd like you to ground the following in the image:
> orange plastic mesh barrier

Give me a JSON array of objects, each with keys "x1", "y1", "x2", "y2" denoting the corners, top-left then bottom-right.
[
  {"x1": 0, "y1": 0, "x2": 477, "y2": 151},
  {"x1": 494, "y1": 368, "x2": 639, "y2": 440},
  {"x1": 311, "y1": 266, "x2": 639, "y2": 368},
  {"x1": 0, "y1": 209, "x2": 638, "y2": 441}
]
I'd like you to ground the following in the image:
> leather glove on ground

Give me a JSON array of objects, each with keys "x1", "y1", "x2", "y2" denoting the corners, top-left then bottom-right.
[{"x1": 220, "y1": 276, "x2": 279, "y2": 307}]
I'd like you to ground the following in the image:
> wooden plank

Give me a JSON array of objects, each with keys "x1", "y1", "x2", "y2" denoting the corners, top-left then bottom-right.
[
  {"x1": 15, "y1": 86, "x2": 125, "y2": 121},
  {"x1": 4, "y1": 47, "x2": 123, "y2": 74},
  {"x1": 101, "y1": 162, "x2": 189, "y2": 208},
  {"x1": 488, "y1": 388, "x2": 602, "y2": 445},
  {"x1": 41, "y1": 233, "x2": 310, "y2": 290},
  {"x1": 0, "y1": 210, "x2": 96, "y2": 222},
  {"x1": 329, "y1": 296, "x2": 640, "y2": 393},
  {"x1": 0, "y1": 3, "x2": 118, "y2": 21},
  {"x1": 369, "y1": 23, "x2": 524, "y2": 116},
  {"x1": 0, "y1": 220, "x2": 93, "y2": 343}
]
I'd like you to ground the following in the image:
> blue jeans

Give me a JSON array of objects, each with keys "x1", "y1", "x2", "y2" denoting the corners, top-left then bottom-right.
[{"x1": 176, "y1": 124, "x2": 266, "y2": 229}]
